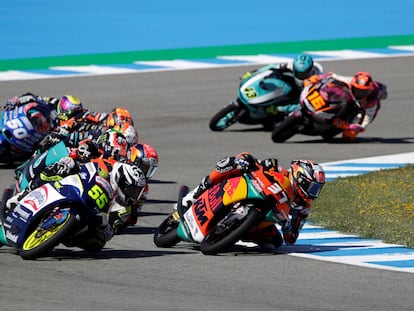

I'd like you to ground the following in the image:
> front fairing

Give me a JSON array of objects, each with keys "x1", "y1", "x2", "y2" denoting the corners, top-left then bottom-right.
[
  {"x1": 3, "y1": 163, "x2": 113, "y2": 247},
  {"x1": 238, "y1": 70, "x2": 292, "y2": 108},
  {"x1": 3, "y1": 183, "x2": 70, "y2": 247},
  {"x1": 299, "y1": 83, "x2": 350, "y2": 135},
  {"x1": 182, "y1": 175, "x2": 266, "y2": 243}
]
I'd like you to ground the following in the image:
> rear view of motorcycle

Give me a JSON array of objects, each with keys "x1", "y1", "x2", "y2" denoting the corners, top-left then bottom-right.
[
  {"x1": 0, "y1": 101, "x2": 54, "y2": 163},
  {"x1": 154, "y1": 166, "x2": 292, "y2": 255}
]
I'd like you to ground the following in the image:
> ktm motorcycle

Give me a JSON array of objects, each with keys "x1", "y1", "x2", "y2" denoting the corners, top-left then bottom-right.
[{"x1": 154, "y1": 166, "x2": 292, "y2": 255}]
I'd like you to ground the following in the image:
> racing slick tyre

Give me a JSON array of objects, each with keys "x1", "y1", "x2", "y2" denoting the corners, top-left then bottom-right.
[
  {"x1": 153, "y1": 215, "x2": 181, "y2": 247},
  {"x1": 271, "y1": 115, "x2": 302, "y2": 143},
  {"x1": 200, "y1": 209, "x2": 261, "y2": 255},
  {"x1": 19, "y1": 208, "x2": 77, "y2": 260},
  {"x1": 209, "y1": 101, "x2": 241, "y2": 131}
]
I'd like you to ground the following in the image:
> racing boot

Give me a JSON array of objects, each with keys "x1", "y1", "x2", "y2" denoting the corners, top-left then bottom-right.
[
  {"x1": 181, "y1": 176, "x2": 212, "y2": 209},
  {"x1": 173, "y1": 176, "x2": 213, "y2": 212}
]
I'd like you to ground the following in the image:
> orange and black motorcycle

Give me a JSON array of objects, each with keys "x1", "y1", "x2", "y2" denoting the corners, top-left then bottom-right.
[{"x1": 153, "y1": 166, "x2": 293, "y2": 255}]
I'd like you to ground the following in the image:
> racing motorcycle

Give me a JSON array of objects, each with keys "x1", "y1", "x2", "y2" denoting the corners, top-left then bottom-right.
[
  {"x1": 0, "y1": 161, "x2": 114, "y2": 259},
  {"x1": 153, "y1": 166, "x2": 291, "y2": 255},
  {"x1": 209, "y1": 66, "x2": 298, "y2": 131},
  {"x1": 209, "y1": 63, "x2": 324, "y2": 132},
  {"x1": 11, "y1": 139, "x2": 147, "y2": 234},
  {"x1": 271, "y1": 77, "x2": 360, "y2": 143},
  {"x1": 0, "y1": 102, "x2": 54, "y2": 163}
]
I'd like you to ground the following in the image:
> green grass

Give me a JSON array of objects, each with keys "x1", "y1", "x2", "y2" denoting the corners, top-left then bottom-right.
[{"x1": 309, "y1": 165, "x2": 414, "y2": 248}]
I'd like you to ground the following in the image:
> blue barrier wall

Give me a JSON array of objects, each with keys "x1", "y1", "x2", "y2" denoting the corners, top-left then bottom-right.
[{"x1": 0, "y1": 0, "x2": 413, "y2": 59}]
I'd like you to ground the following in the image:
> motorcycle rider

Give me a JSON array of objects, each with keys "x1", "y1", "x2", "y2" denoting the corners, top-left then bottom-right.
[
  {"x1": 38, "y1": 104, "x2": 137, "y2": 153},
  {"x1": 343, "y1": 71, "x2": 387, "y2": 141},
  {"x1": 1, "y1": 93, "x2": 57, "y2": 154},
  {"x1": 305, "y1": 71, "x2": 387, "y2": 141},
  {"x1": 6, "y1": 151, "x2": 146, "y2": 251},
  {"x1": 180, "y1": 152, "x2": 325, "y2": 250},
  {"x1": 110, "y1": 142, "x2": 159, "y2": 232},
  {"x1": 241, "y1": 54, "x2": 323, "y2": 116}
]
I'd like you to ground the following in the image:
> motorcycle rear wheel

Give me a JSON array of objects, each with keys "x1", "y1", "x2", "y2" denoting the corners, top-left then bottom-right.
[
  {"x1": 209, "y1": 101, "x2": 241, "y2": 131},
  {"x1": 200, "y1": 209, "x2": 260, "y2": 255},
  {"x1": 19, "y1": 208, "x2": 77, "y2": 260},
  {"x1": 271, "y1": 114, "x2": 302, "y2": 143}
]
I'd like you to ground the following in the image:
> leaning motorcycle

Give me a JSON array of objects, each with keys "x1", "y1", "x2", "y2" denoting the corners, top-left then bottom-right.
[
  {"x1": 0, "y1": 161, "x2": 113, "y2": 259},
  {"x1": 209, "y1": 63, "x2": 323, "y2": 131},
  {"x1": 271, "y1": 78, "x2": 359, "y2": 143},
  {"x1": 0, "y1": 102, "x2": 54, "y2": 163},
  {"x1": 209, "y1": 67, "x2": 298, "y2": 131},
  {"x1": 12, "y1": 139, "x2": 148, "y2": 234},
  {"x1": 153, "y1": 166, "x2": 291, "y2": 255}
]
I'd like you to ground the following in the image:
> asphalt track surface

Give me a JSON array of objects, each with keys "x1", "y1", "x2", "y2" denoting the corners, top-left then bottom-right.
[{"x1": 0, "y1": 57, "x2": 413, "y2": 311}]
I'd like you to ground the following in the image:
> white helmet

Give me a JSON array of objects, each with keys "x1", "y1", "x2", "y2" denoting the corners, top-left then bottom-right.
[
  {"x1": 110, "y1": 162, "x2": 146, "y2": 206},
  {"x1": 114, "y1": 122, "x2": 139, "y2": 146}
]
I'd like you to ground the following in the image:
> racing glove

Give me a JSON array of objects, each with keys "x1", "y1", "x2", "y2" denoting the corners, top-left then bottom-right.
[
  {"x1": 95, "y1": 212, "x2": 114, "y2": 242},
  {"x1": 235, "y1": 153, "x2": 257, "y2": 171},
  {"x1": 43, "y1": 157, "x2": 76, "y2": 177}
]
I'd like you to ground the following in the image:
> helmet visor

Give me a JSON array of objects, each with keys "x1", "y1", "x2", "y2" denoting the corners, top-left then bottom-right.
[
  {"x1": 147, "y1": 165, "x2": 158, "y2": 178},
  {"x1": 294, "y1": 69, "x2": 312, "y2": 80},
  {"x1": 351, "y1": 86, "x2": 371, "y2": 100},
  {"x1": 305, "y1": 181, "x2": 324, "y2": 199}
]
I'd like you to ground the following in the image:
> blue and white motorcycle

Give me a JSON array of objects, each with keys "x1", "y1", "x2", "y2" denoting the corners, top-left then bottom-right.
[
  {"x1": 0, "y1": 102, "x2": 54, "y2": 163},
  {"x1": 0, "y1": 161, "x2": 114, "y2": 259}
]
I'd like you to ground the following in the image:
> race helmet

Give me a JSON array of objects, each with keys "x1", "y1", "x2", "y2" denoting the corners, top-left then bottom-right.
[
  {"x1": 110, "y1": 162, "x2": 146, "y2": 206},
  {"x1": 114, "y1": 122, "x2": 139, "y2": 146},
  {"x1": 106, "y1": 107, "x2": 134, "y2": 127},
  {"x1": 57, "y1": 95, "x2": 83, "y2": 120},
  {"x1": 96, "y1": 129, "x2": 129, "y2": 162},
  {"x1": 350, "y1": 71, "x2": 374, "y2": 100},
  {"x1": 76, "y1": 139, "x2": 100, "y2": 162},
  {"x1": 293, "y1": 54, "x2": 314, "y2": 81},
  {"x1": 129, "y1": 143, "x2": 159, "y2": 178},
  {"x1": 289, "y1": 160, "x2": 325, "y2": 202}
]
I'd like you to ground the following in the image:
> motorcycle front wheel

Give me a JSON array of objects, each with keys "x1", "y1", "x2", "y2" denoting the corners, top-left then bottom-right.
[
  {"x1": 153, "y1": 214, "x2": 181, "y2": 247},
  {"x1": 200, "y1": 209, "x2": 260, "y2": 255},
  {"x1": 209, "y1": 101, "x2": 241, "y2": 131},
  {"x1": 19, "y1": 208, "x2": 77, "y2": 260},
  {"x1": 271, "y1": 114, "x2": 302, "y2": 143}
]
